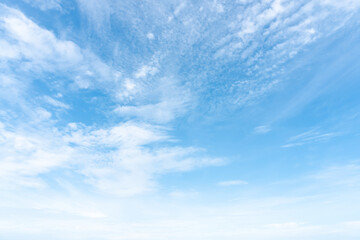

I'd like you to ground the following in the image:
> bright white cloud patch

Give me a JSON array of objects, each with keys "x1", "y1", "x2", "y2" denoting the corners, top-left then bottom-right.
[
  {"x1": 146, "y1": 32, "x2": 155, "y2": 40},
  {"x1": 0, "y1": 5, "x2": 82, "y2": 69}
]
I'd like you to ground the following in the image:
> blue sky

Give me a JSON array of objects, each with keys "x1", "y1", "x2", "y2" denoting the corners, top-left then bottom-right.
[{"x1": 1, "y1": 0, "x2": 360, "y2": 239}]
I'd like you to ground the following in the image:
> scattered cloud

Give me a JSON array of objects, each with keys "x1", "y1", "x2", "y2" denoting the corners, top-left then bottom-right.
[
  {"x1": 134, "y1": 65, "x2": 159, "y2": 79},
  {"x1": 146, "y1": 32, "x2": 155, "y2": 40},
  {"x1": 254, "y1": 125, "x2": 271, "y2": 134},
  {"x1": 0, "y1": 119, "x2": 223, "y2": 196},
  {"x1": 310, "y1": 163, "x2": 360, "y2": 187},
  {"x1": 23, "y1": 0, "x2": 62, "y2": 11},
  {"x1": 282, "y1": 129, "x2": 340, "y2": 148},
  {"x1": 43, "y1": 96, "x2": 71, "y2": 109},
  {"x1": 0, "y1": 123, "x2": 72, "y2": 189},
  {"x1": 0, "y1": 4, "x2": 82, "y2": 70},
  {"x1": 217, "y1": 180, "x2": 248, "y2": 186}
]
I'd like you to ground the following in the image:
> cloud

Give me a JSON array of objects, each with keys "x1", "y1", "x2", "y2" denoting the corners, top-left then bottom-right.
[
  {"x1": 61, "y1": 122, "x2": 223, "y2": 196},
  {"x1": 0, "y1": 119, "x2": 222, "y2": 196},
  {"x1": 23, "y1": 0, "x2": 62, "y2": 11},
  {"x1": 134, "y1": 65, "x2": 159, "y2": 79},
  {"x1": 0, "y1": 3, "x2": 120, "y2": 93},
  {"x1": 0, "y1": 75, "x2": 25, "y2": 103},
  {"x1": 282, "y1": 130, "x2": 340, "y2": 148},
  {"x1": 0, "y1": 3, "x2": 221, "y2": 197},
  {"x1": 0, "y1": 2, "x2": 359, "y2": 239},
  {"x1": 310, "y1": 163, "x2": 360, "y2": 187},
  {"x1": 320, "y1": 0, "x2": 360, "y2": 10},
  {"x1": 0, "y1": 5, "x2": 82, "y2": 69},
  {"x1": 43, "y1": 96, "x2": 71, "y2": 109},
  {"x1": 115, "y1": 75, "x2": 192, "y2": 123},
  {"x1": 217, "y1": 180, "x2": 248, "y2": 186},
  {"x1": 254, "y1": 125, "x2": 271, "y2": 134},
  {"x1": 63, "y1": 121, "x2": 169, "y2": 147},
  {"x1": 146, "y1": 33, "x2": 155, "y2": 40},
  {"x1": 0, "y1": 123, "x2": 72, "y2": 189},
  {"x1": 116, "y1": 101, "x2": 186, "y2": 124},
  {"x1": 76, "y1": 0, "x2": 112, "y2": 34},
  {"x1": 68, "y1": 0, "x2": 360, "y2": 112}
]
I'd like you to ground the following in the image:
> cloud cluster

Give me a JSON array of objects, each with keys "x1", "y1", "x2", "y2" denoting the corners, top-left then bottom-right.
[
  {"x1": 0, "y1": 3, "x2": 221, "y2": 197},
  {"x1": 0, "y1": 120, "x2": 222, "y2": 195}
]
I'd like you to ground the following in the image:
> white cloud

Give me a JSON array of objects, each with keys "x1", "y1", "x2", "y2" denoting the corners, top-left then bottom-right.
[
  {"x1": 43, "y1": 96, "x2": 71, "y2": 109},
  {"x1": 134, "y1": 65, "x2": 158, "y2": 79},
  {"x1": 0, "y1": 4, "x2": 119, "y2": 93},
  {"x1": 34, "y1": 108, "x2": 52, "y2": 121},
  {"x1": 254, "y1": 125, "x2": 271, "y2": 134},
  {"x1": 76, "y1": 0, "x2": 111, "y2": 34},
  {"x1": 116, "y1": 78, "x2": 138, "y2": 101},
  {"x1": 63, "y1": 122, "x2": 223, "y2": 196},
  {"x1": 320, "y1": 0, "x2": 360, "y2": 10},
  {"x1": 116, "y1": 101, "x2": 183, "y2": 124},
  {"x1": 0, "y1": 4, "x2": 220, "y2": 197},
  {"x1": 63, "y1": 121, "x2": 169, "y2": 147},
  {"x1": 1, "y1": 156, "x2": 360, "y2": 239},
  {"x1": 282, "y1": 130, "x2": 339, "y2": 148},
  {"x1": 217, "y1": 180, "x2": 248, "y2": 186},
  {"x1": 0, "y1": 119, "x2": 222, "y2": 196},
  {"x1": 146, "y1": 32, "x2": 155, "y2": 40},
  {"x1": 68, "y1": 0, "x2": 360, "y2": 112},
  {"x1": 212, "y1": 0, "x2": 224, "y2": 13},
  {"x1": 0, "y1": 75, "x2": 25, "y2": 102},
  {"x1": 174, "y1": 2, "x2": 186, "y2": 16},
  {"x1": 211, "y1": 0, "x2": 360, "y2": 108},
  {"x1": 23, "y1": 0, "x2": 62, "y2": 11},
  {"x1": 22, "y1": 0, "x2": 61, "y2": 11},
  {"x1": 0, "y1": 124, "x2": 72, "y2": 189},
  {"x1": 0, "y1": 2, "x2": 359, "y2": 239},
  {"x1": 310, "y1": 163, "x2": 360, "y2": 187},
  {"x1": 116, "y1": 74, "x2": 192, "y2": 123},
  {"x1": 230, "y1": 79, "x2": 280, "y2": 106},
  {"x1": 0, "y1": 5, "x2": 83, "y2": 69},
  {"x1": 0, "y1": 39, "x2": 20, "y2": 58}
]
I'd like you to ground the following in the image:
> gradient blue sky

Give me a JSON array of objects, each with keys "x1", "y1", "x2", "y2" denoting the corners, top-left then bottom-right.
[{"x1": 1, "y1": 0, "x2": 360, "y2": 239}]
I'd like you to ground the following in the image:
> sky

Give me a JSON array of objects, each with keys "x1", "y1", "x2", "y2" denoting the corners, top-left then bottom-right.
[{"x1": 0, "y1": 0, "x2": 360, "y2": 239}]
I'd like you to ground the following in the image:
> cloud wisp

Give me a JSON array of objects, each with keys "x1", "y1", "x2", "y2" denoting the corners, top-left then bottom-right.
[{"x1": 282, "y1": 129, "x2": 340, "y2": 148}]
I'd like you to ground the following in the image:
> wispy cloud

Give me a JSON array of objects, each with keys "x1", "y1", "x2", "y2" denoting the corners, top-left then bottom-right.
[
  {"x1": 134, "y1": 65, "x2": 159, "y2": 79},
  {"x1": 282, "y1": 129, "x2": 340, "y2": 148},
  {"x1": 2, "y1": 162, "x2": 359, "y2": 240},
  {"x1": 217, "y1": 180, "x2": 248, "y2": 186},
  {"x1": 64, "y1": 0, "x2": 360, "y2": 112},
  {"x1": 43, "y1": 96, "x2": 71, "y2": 109},
  {"x1": 254, "y1": 125, "x2": 272, "y2": 134},
  {"x1": 0, "y1": 123, "x2": 72, "y2": 189},
  {"x1": 0, "y1": 4, "x2": 82, "y2": 69},
  {"x1": 0, "y1": 117, "x2": 223, "y2": 196},
  {"x1": 23, "y1": 0, "x2": 62, "y2": 11}
]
